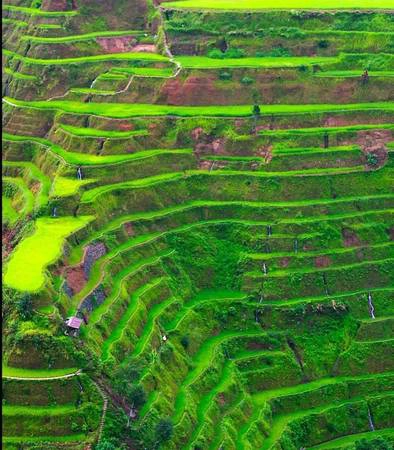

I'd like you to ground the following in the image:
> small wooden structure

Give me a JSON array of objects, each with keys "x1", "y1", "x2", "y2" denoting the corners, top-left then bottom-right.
[{"x1": 65, "y1": 316, "x2": 83, "y2": 337}]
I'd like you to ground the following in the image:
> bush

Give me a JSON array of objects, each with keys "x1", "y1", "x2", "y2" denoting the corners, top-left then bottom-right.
[
  {"x1": 180, "y1": 335, "x2": 190, "y2": 349},
  {"x1": 95, "y1": 441, "x2": 117, "y2": 450},
  {"x1": 317, "y1": 40, "x2": 330, "y2": 49},
  {"x1": 208, "y1": 48, "x2": 245, "y2": 59},
  {"x1": 155, "y1": 419, "x2": 173, "y2": 443},
  {"x1": 356, "y1": 437, "x2": 392, "y2": 450},
  {"x1": 241, "y1": 76, "x2": 254, "y2": 85},
  {"x1": 252, "y1": 104, "x2": 261, "y2": 116},
  {"x1": 219, "y1": 71, "x2": 232, "y2": 80},
  {"x1": 366, "y1": 152, "x2": 379, "y2": 166}
]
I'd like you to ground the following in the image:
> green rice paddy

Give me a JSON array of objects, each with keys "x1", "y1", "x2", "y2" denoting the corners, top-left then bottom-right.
[
  {"x1": 4, "y1": 216, "x2": 94, "y2": 292},
  {"x1": 6, "y1": 98, "x2": 393, "y2": 118},
  {"x1": 161, "y1": 0, "x2": 394, "y2": 9},
  {"x1": 3, "y1": 49, "x2": 168, "y2": 66},
  {"x1": 177, "y1": 55, "x2": 339, "y2": 69}
]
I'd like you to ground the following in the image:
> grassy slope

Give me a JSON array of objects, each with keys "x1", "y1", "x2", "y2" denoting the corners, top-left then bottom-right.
[{"x1": 3, "y1": 133, "x2": 192, "y2": 166}]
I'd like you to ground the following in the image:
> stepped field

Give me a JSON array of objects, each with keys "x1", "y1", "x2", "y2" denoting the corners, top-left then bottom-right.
[{"x1": 2, "y1": 0, "x2": 393, "y2": 449}]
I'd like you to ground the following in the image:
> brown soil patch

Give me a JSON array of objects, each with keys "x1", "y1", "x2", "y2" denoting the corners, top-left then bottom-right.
[
  {"x1": 124, "y1": 222, "x2": 135, "y2": 236},
  {"x1": 191, "y1": 127, "x2": 204, "y2": 141},
  {"x1": 342, "y1": 228, "x2": 361, "y2": 247},
  {"x1": 161, "y1": 76, "x2": 217, "y2": 105},
  {"x1": 279, "y1": 257, "x2": 290, "y2": 268},
  {"x1": 356, "y1": 130, "x2": 391, "y2": 169},
  {"x1": 130, "y1": 44, "x2": 156, "y2": 53},
  {"x1": 315, "y1": 256, "x2": 332, "y2": 268},
  {"x1": 118, "y1": 123, "x2": 135, "y2": 131},
  {"x1": 217, "y1": 393, "x2": 227, "y2": 407},
  {"x1": 97, "y1": 36, "x2": 137, "y2": 53},
  {"x1": 257, "y1": 145, "x2": 273, "y2": 163},
  {"x1": 247, "y1": 341, "x2": 269, "y2": 351},
  {"x1": 30, "y1": 181, "x2": 41, "y2": 195},
  {"x1": 195, "y1": 138, "x2": 226, "y2": 156},
  {"x1": 66, "y1": 266, "x2": 86, "y2": 295},
  {"x1": 41, "y1": 0, "x2": 73, "y2": 10}
]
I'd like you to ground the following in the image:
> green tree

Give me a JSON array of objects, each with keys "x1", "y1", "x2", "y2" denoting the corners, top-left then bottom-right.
[
  {"x1": 155, "y1": 418, "x2": 173, "y2": 443},
  {"x1": 253, "y1": 104, "x2": 261, "y2": 116},
  {"x1": 16, "y1": 294, "x2": 33, "y2": 320},
  {"x1": 126, "y1": 384, "x2": 146, "y2": 408}
]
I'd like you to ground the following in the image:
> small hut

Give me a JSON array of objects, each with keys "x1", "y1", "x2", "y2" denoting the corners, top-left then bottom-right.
[{"x1": 65, "y1": 316, "x2": 83, "y2": 337}]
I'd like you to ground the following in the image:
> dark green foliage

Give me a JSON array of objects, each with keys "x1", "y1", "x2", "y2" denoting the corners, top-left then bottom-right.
[
  {"x1": 356, "y1": 437, "x2": 392, "y2": 450},
  {"x1": 155, "y1": 419, "x2": 173, "y2": 443},
  {"x1": 366, "y1": 152, "x2": 379, "y2": 166},
  {"x1": 208, "y1": 48, "x2": 245, "y2": 59},
  {"x1": 95, "y1": 440, "x2": 118, "y2": 450},
  {"x1": 219, "y1": 71, "x2": 232, "y2": 80},
  {"x1": 241, "y1": 76, "x2": 254, "y2": 85},
  {"x1": 253, "y1": 104, "x2": 261, "y2": 116},
  {"x1": 15, "y1": 294, "x2": 33, "y2": 321}
]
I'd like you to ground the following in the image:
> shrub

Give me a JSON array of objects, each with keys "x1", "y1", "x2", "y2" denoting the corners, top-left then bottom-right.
[
  {"x1": 219, "y1": 71, "x2": 232, "y2": 80},
  {"x1": 155, "y1": 418, "x2": 173, "y2": 443},
  {"x1": 366, "y1": 152, "x2": 379, "y2": 166},
  {"x1": 95, "y1": 441, "x2": 117, "y2": 450},
  {"x1": 126, "y1": 384, "x2": 146, "y2": 408},
  {"x1": 208, "y1": 48, "x2": 245, "y2": 59},
  {"x1": 356, "y1": 437, "x2": 392, "y2": 450},
  {"x1": 252, "y1": 104, "x2": 261, "y2": 116},
  {"x1": 241, "y1": 76, "x2": 254, "y2": 85},
  {"x1": 180, "y1": 335, "x2": 190, "y2": 349},
  {"x1": 317, "y1": 40, "x2": 330, "y2": 49}
]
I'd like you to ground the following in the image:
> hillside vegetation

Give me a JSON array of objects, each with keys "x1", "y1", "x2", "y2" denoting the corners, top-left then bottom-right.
[{"x1": 2, "y1": 0, "x2": 393, "y2": 449}]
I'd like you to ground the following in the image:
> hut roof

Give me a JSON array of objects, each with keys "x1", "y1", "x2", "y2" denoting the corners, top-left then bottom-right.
[{"x1": 65, "y1": 316, "x2": 83, "y2": 329}]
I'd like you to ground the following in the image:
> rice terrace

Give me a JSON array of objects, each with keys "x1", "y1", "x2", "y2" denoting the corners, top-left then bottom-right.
[{"x1": 2, "y1": 0, "x2": 394, "y2": 448}]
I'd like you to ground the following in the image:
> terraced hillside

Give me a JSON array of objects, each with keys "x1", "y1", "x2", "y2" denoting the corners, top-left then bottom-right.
[{"x1": 2, "y1": 0, "x2": 394, "y2": 449}]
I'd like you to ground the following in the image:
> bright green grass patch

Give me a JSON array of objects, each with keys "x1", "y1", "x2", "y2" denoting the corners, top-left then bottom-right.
[
  {"x1": 3, "y1": 216, "x2": 94, "y2": 292},
  {"x1": 2, "y1": 4, "x2": 78, "y2": 16},
  {"x1": 309, "y1": 429, "x2": 394, "y2": 449},
  {"x1": 161, "y1": 0, "x2": 394, "y2": 10},
  {"x1": 2, "y1": 434, "x2": 86, "y2": 444},
  {"x1": 315, "y1": 70, "x2": 394, "y2": 78},
  {"x1": 261, "y1": 123, "x2": 394, "y2": 136},
  {"x1": 111, "y1": 67, "x2": 175, "y2": 77},
  {"x1": 36, "y1": 24, "x2": 64, "y2": 30},
  {"x1": 4, "y1": 67, "x2": 38, "y2": 81},
  {"x1": 2, "y1": 133, "x2": 192, "y2": 166},
  {"x1": 6, "y1": 97, "x2": 393, "y2": 118},
  {"x1": 59, "y1": 123, "x2": 148, "y2": 138},
  {"x1": 2, "y1": 365, "x2": 78, "y2": 379},
  {"x1": 2, "y1": 18, "x2": 28, "y2": 27},
  {"x1": 21, "y1": 30, "x2": 145, "y2": 44},
  {"x1": 176, "y1": 55, "x2": 338, "y2": 69},
  {"x1": 51, "y1": 176, "x2": 97, "y2": 197},
  {"x1": 3, "y1": 405, "x2": 77, "y2": 416},
  {"x1": 70, "y1": 88, "x2": 117, "y2": 95},
  {"x1": 3, "y1": 49, "x2": 168, "y2": 66},
  {"x1": 2, "y1": 197, "x2": 19, "y2": 226},
  {"x1": 97, "y1": 72, "x2": 129, "y2": 80}
]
